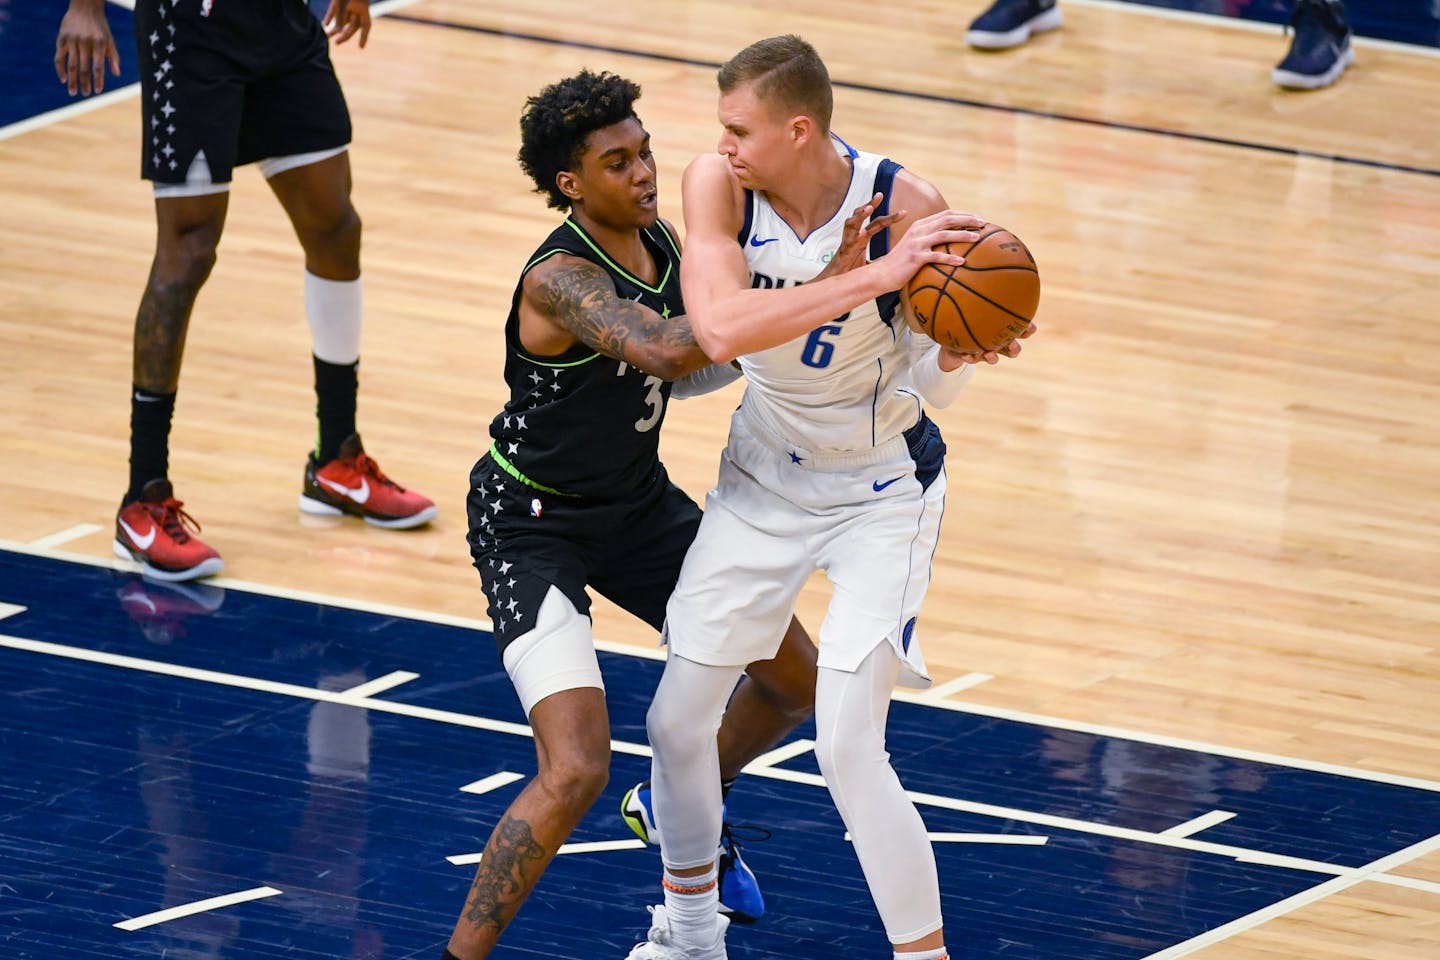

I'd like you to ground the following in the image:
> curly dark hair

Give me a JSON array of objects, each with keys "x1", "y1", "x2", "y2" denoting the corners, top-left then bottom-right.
[{"x1": 518, "y1": 70, "x2": 644, "y2": 211}]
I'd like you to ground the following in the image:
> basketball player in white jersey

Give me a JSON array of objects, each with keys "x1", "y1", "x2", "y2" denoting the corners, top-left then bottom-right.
[{"x1": 625, "y1": 34, "x2": 1033, "y2": 960}]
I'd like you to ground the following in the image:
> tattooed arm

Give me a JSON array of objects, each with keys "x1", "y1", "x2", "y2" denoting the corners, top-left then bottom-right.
[{"x1": 518, "y1": 253, "x2": 713, "y2": 381}]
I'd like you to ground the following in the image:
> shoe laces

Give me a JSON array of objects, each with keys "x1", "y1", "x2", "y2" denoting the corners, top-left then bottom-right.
[
  {"x1": 348, "y1": 451, "x2": 405, "y2": 491},
  {"x1": 720, "y1": 821, "x2": 771, "y2": 854},
  {"x1": 645, "y1": 904, "x2": 673, "y2": 946},
  {"x1": 153, "y1": 497, "x2": 201, "y2": 543}
]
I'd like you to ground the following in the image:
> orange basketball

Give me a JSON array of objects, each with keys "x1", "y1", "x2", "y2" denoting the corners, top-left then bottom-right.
[{"x1": 906, "y1": 223, "x2": 1040, "y2": 353}]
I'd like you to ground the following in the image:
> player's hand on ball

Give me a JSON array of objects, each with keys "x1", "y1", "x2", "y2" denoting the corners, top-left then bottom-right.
[
  {"x1": 937, "y1": 322, "x2": 1036, "y2": 370},
  {"x1": 879, "y1": 209, "x2": 986, "y2": 290}
]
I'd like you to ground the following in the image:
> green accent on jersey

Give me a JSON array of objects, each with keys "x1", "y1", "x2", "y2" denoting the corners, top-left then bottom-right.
[
  {"x1": 563, "y1": 218, "x2": 674, "y2": 294},
  {"x1": 489, "y1": 442, "x2": 582, "y2": 498},
  {"x1": 523, "y1": 351, "x2": 602, "y2": 369}
]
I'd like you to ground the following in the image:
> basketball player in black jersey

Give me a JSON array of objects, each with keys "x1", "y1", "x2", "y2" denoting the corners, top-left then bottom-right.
[
  {"x1": 53, "y1": 0, "x2": 434, "y2": 583},
  {"x1": 441, "y1": 70, "x2": 898, "y2": 960}
]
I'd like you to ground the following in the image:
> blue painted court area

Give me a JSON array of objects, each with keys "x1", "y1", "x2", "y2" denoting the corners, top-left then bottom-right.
[{"x1": 2, "y1": 546, "x2": 1438, "y2": 959}]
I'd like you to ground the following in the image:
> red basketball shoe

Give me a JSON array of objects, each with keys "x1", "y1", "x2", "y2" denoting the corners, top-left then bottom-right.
[
  {"x1": 299, "y1": 433, "x2": 437, "y2": 529},
  {"x1": 113, "y1": 479, "x2": 225, "y2": 582}
]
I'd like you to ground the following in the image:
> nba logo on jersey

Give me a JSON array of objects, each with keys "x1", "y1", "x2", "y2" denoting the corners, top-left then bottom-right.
[
  {"x1": 201, "y1": 0, "x2": 214, "y2": 16},
  {"x1": 530, "y1": 497, "x2": 543, "y2": 518}
]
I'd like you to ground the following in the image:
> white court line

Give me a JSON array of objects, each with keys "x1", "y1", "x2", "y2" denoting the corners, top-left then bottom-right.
[
  {"x1": 1162, "y1": 809, "x2": 1237, "y2": 838},
  {"x1": 930, "y1": 833, "x2": 1048, "y2": 845},
  {"x1": 0, "y1": 537, "x2": 497, "y2": 632},
  {"x1": 0, "y1": 632, "x2": 640, "y2": 759},
  {"x1": 845, "y1": 831, "x2": 1048, "y2": 845},
  {"x1": 741, "y1": 738, "x2": 815, "y2": 773},
  {"x1": 1141, "y1": 831, "x2": 1440, "y2": 959},
  {"x1": 558, "y1": 839, "x2": 647, "y2": 855},
  {"x1": 917, "y1": 672, "x2": 995, "y2": 700},
  {"x1": 447, "y1": 838, "x2": 645, "y2": 866},
  {"x1": 339, "y1": 670, "x2": 420, "y2": 699},
  {"x1": 0, "y1": 85, "x2": 141, "y2": 143},
  {"x1": 888, "y1": 683, "x2": 1440, "y2": 795},
  {"x1": 113, "y1": 885, "x2": 282, "y2": 931},
  {"x1": 0, "y1": 604, "x2": 26, "y2": 622},
  {"x1": 460, "y1": 771, "x2": 526, "y2": 795},
  {"x1": 27, "y1": 524, "x2": 105, "y2": 550}
]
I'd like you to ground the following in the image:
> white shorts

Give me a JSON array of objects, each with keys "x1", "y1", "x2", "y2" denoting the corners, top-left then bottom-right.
[{"x1": 664, "y1": 406, "x2": 945, "y2": 688}]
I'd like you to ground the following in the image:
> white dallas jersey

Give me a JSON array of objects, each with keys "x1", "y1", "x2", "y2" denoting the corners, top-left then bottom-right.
[{"x1": 738, "y1": 137, "x2": 923, "y2": 453}]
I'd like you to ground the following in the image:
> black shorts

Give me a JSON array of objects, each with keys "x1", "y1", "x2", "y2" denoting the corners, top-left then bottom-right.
[
  {"x1": 134, "y1": 0, "x2": 351, "y2": 185},
  {"x1": 466, "y1": 456, "x2": 702, "y2": 654}
]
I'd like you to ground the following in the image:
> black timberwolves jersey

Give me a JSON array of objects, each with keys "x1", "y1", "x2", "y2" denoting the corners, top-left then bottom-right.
[{"x1": 487, "y1": 218, "x2": 685, "y2": 498}]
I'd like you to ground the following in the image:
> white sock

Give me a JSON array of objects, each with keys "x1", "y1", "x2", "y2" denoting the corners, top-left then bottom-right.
[
  {"x1": 662, "y1": 865, "x2": 719, "y2": 949},
  {"x1": 894, "y1": 948, "x2": 948, "y2": 960},
  {"x1": 304, "y1": 271, "x2": 363, "y2": 365}
]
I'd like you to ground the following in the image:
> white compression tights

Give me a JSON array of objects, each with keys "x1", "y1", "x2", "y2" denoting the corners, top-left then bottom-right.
[{"x1": 646, "y1": 644, "x2": 942, "y2": 944}]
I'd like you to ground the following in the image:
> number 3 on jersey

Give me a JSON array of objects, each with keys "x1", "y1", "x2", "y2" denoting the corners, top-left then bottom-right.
[{"x1": 617, "y1": 362, "x2": 665, "y2": 432}]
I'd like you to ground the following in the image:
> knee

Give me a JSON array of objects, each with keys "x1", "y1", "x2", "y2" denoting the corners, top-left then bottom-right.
[
  {"x1": 813, "y1": 727, "x2": 883, "y2": 784},
  {"x1": 646, "y1": 695, "x2": 710, "y2": 759},
  {"x1": 537, "y1": 750, "x2": 609, "y2": 814},
  {"x1": 300, "y1": 203, "x2": 362, "y2": 266},
  {"x1": 155, "y1": 223, "x2": 221, "y2": 292}
]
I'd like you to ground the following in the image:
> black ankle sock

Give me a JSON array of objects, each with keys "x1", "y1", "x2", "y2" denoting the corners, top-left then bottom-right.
[
  {"x1": 721, "y1": 777, "x2": 737, "y2": 801},
  {"x1": 127, "y1": 385, "x2": 176, "y2": 503},
  {"x1": 313, "y1": 355, "x2": 358, "y2": 463},
  {"x1": 441, "y1": 949, "x2": 462, "y2": 960}
]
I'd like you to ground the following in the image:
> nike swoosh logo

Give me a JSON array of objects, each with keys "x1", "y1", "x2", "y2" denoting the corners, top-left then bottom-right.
[
  {"x1": 749, "y1": 236, "x2": 779, "y2": 247},
  {"x1": 872, "y1": 476, "x2": 904, "y2": 492},
  {"x1": 318, "y1": 475, "x2": 370, "y2": 504},
  {"x1": 118, "y1": 517, "x2": 157, "y2": 549}
]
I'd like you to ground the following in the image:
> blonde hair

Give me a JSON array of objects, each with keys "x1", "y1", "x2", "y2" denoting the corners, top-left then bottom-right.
[{"x1": 717, "y1": 35, "x2": 833, "y2": 132}]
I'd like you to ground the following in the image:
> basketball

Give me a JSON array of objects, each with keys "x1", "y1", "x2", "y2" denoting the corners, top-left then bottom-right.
[{"x1": 906, "y1": 223, "x2": 1040, "y2": 353}]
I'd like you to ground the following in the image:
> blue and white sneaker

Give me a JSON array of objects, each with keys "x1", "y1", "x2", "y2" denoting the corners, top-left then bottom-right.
[
  {"x1": 715, "y1": 826, "x2": 764, "y2": 925},
  {"x1": 1273, "y1": 0, "x2": 1353, "y2": 90},
  {"x1": 966, "y1": 0, "x2": 1063, "y2": 50},
  {"x1": 621, "y1": 781, "x2": 766, "y2": 924}
]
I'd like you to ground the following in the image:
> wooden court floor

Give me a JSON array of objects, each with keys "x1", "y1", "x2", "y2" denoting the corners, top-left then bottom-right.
[{"x1": 1, "y1": 1, "x2": 1437, "y2": 956}]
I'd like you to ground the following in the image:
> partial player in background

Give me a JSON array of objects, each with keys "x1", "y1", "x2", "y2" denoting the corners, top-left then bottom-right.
[
  {"x1": 626, "y1": 34, "x2": 1033, "y2": 960},
  {"x1": 965, "y1": 0, "x2": 1355, "y2": 90},
  {"x1": 53, "y1": 0, "x2": 434, "y2": 583}
]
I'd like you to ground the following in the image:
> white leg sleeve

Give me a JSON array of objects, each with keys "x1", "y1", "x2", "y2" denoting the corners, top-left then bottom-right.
[
  {"x1": 814, "y1": 643, "x2": 943, "y2": 944},
  {"x1": 646, "y1": 652, "x2": 746, "y2": 870},
  {"x1": 304, "y1": 270, "x2": 363, "y2": 365}
]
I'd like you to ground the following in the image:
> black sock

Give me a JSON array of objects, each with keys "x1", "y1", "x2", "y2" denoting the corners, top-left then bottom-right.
[
  {"x1": 313, "y1": 355, "x2": 358, "y2": 463},
  {"x1": 127, "y1": 385, "x2": 176, "y2": 503},
  {"x1": 721, "y1": 777, "x2": 737, "y2": 801},
  {"x1": 441, "y1": 949, "x2": 462, "y2": 960}
]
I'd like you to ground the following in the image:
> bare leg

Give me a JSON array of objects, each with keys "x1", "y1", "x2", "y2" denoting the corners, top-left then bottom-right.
[
  {"x1": 135, "y1": 193, "x2": 229, "y2": 392},
  {"x1": 265, "y1": 151, "x2": 360, "y2": 280},
  {"x1": 445, "y1": 687, "x2": 611, "y2": 959}
]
